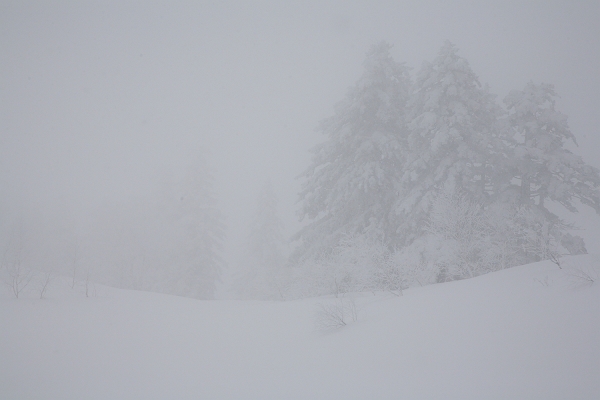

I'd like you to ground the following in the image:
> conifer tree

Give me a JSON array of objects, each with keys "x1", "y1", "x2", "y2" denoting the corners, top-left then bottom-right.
[
  {"x1": 294, "y1": 42, "x2": 412, "y2": 260},
  {"x1": 503, "y1": 82, "x2": 600, "y2": 213},
  {"x1": 395, "y1": 41, "x2": 504, "y2": 245},
  {"x1": 499, "y1": 82, "x2": 600, "y2": 259}
]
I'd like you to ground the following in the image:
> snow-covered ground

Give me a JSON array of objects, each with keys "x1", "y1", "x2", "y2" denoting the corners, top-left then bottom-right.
[{"x1": 1, "y1": 255, "x2": 599, "y2": 400}]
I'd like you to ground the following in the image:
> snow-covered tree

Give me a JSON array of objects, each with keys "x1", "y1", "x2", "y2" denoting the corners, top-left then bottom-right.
[
  {"x1": 395, "y1": 41, "x2": 504, "y2": 246},
  {"x1": 294, "y1": 41, "x2": 412, "y2": 260},
  {"x1": 290, "y1": 41, "x2": 599, "y2": 296},
  {"x1": 499, "y1": 82, "x2": 600, "y2": 261},
  {"x1": 90, "y1": 157, "x2": 226, "y2": 299},
  {"x1": 503, "y1": 82, "x2": 600, "y2": 211},
  {"x1": 236, "y1": 181, "x2": 287, "y2": 300}
]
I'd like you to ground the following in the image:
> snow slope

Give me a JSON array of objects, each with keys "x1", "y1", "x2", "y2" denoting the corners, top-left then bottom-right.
[{"x1": 1, "y1": 255, "x2": 599, "y2": 399}]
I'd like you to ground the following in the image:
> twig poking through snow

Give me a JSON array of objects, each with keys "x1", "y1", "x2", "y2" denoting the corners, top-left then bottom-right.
[
  {"x1": 315, "y1": 297, "x2": 358, "y2": 331},
  {"x1": 566, "y1": 265, "x2": 597, "y2": 288}
]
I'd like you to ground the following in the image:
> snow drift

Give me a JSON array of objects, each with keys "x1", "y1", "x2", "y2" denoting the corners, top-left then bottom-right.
[{"x1": 1, "y1": 255, "x2": 598, "y2": 399}]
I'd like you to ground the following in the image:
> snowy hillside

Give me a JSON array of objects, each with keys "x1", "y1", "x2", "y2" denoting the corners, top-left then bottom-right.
[{"x1": 1, "y1": 255, "x2": 599, "y2": 399}]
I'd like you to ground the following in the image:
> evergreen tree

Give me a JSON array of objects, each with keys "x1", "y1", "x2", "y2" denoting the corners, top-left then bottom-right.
[
  {"x1": 503, "y1": 82, "x2": 600, "y2": 213},
  {"x1": 236, "y1": 181, "x2": 287, "y2": 300},
  {"x1": 499, "y1": 82, "x2": 600, "y2": 259},
  {"x1": 395, "y1": 41, "x2": 505, "y2": 246},
  {"x1": 294, "y1": 42, "x2": 412, "y2": 261}
]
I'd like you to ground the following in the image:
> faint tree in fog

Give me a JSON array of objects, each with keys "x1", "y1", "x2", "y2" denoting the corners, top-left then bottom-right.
[
  {"x1": 88, "y1": 156, "x2": 225, "y2": 299},
  {"x1": 294, "y1": 42, "x2": 412, "y2": 261},
  {"x1": 236, "y1": 181, "x2": 288, "y2": 300},
  {"x1": 2, "y1": 221, "x2": 33, "y2": 298},
  {"x1": 5, "y1": 252, "x2": 33, "y2": 298},
  {"x1": 38, "y1": 270, "x2": 53, "y2": 299}
]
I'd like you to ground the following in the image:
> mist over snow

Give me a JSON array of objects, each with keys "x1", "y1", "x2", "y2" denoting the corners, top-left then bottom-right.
[
  {"x1": 1, "y1": 2, "x2": 600, "y2": 398},
  {"x1": 2, "y1": 2, "x2": 599, "y2": 282}
]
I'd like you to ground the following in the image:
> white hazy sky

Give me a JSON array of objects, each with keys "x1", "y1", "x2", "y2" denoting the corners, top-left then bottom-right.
[{"x1": 1, "y1": 1, "x2": 599, "y2": 267}]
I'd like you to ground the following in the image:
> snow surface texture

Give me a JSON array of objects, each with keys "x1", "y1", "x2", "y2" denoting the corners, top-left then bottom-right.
[{"x1": 1, "y1": 255, "x2": 599, "y2": 399}]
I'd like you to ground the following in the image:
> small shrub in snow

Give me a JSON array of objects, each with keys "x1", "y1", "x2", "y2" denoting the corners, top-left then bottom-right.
[
  {"x1": 566, "y1": 265, "x2": 597, "y2": 288},
  {"x1": 315, "y1": 297, "x2": 358, "y2": 331}
]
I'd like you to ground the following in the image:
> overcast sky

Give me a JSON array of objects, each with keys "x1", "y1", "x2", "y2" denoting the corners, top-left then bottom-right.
[{"x1": 1, "y1": 1, "x2": 599, "y2": 268}]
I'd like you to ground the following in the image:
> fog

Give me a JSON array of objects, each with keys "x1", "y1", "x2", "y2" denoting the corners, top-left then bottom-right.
[{"x1": 1, "y1": 1, "x2": 599, "y2": 296}]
